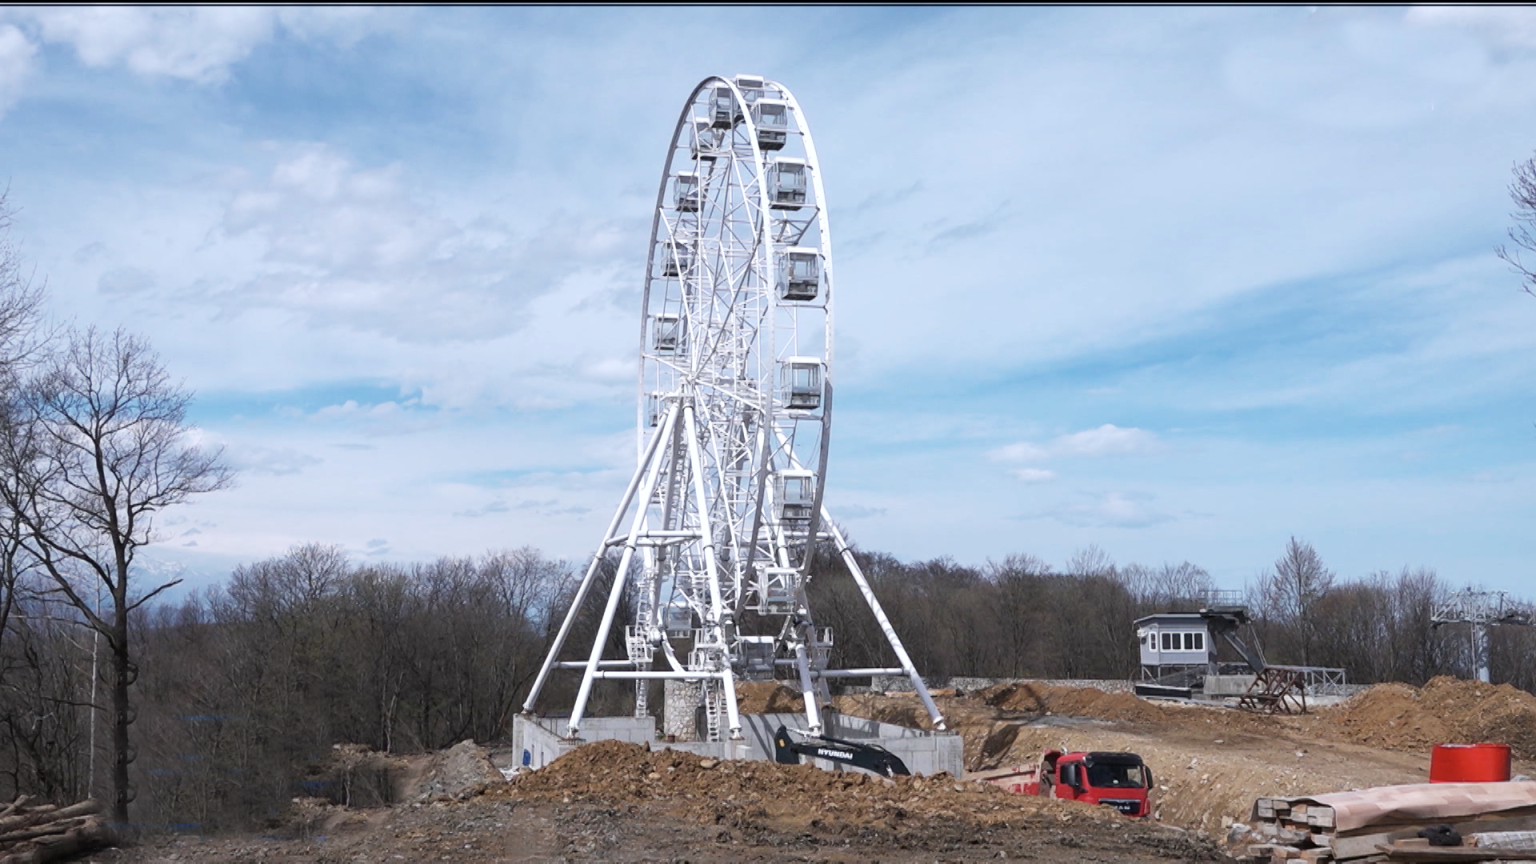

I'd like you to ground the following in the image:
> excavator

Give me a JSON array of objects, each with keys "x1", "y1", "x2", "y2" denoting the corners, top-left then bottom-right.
[{"x1": 773, "y1": 725, "x2": 910, "y2": 777}]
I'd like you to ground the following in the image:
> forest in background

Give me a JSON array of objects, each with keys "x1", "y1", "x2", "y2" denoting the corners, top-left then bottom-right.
[{"x1": 1, "y1": 534, "x2": 1527, "y2": 831}]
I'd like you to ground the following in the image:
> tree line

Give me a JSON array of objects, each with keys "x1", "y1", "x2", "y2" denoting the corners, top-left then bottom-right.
[{"x1": 4, "y1": 531, "x2": 1533, "y2": 831}]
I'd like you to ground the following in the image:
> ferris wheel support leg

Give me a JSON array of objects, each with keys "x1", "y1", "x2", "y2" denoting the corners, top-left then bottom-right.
[
  {"x1": 793, "y1": 644, "x2": 823, "y2": 736},
  {"x1": 521, "y1": 404, "x2": 677, "y2": 717},
  {"x1": 823, "y1": 514, "x2": 948, "y2": 732},
  {"x1": 565, "y1": 406, "x2": 680, "y2": 737},
  {"x1": 681, "y1": 405, "x2": 743, "y2": 740}
]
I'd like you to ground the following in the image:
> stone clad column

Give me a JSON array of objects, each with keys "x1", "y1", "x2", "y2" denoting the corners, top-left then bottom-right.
[{"x1": 663, "y1": 679, "x2": 701, "y2": 740}]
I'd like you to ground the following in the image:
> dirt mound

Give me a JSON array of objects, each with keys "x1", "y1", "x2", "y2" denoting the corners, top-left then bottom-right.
[
  {"x1": 501, "y1": 738, "x2": 1091, "y2": 826},
  {"x1": 734, "y1": 681, "x2": 804, "y2": 714},
  {"x1": 979, "y1": 681, "x2": 1169, "y2": 723},
  {"x1": 1326, "y1": 676, "x2": 1536, "y2": 760},
  {"x1": 410, "y1": 739, "x2": 505, "y2": 801},
  {"x1": 488, "y1": 739, "x2": 1227, "y2": 860}
]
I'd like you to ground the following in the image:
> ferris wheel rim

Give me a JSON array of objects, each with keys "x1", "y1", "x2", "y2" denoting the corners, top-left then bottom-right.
[{"x1": 635, "y1": 74, "x2": 835, "y2": 588}]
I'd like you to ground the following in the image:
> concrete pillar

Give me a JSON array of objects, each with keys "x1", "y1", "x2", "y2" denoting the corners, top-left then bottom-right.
[{"x1": 663, "y1": 679, "x2": 701, "y2": 741}]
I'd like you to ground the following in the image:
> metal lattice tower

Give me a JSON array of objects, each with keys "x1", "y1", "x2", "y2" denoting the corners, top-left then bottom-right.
[
  {"x1": 521, "y1": 75, "x2": 945, "y2": 741},
  {"x1": 1431, "y1": 589, "x2": 1536, "y2": 683}
]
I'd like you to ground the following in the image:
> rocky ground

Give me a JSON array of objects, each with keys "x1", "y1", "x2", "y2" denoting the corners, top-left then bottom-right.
[{"x1": 68, "y1": 676, "x2": 1536, "y2": 863}]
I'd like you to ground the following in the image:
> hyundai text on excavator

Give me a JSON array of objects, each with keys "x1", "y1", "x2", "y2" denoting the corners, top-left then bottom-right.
[{"x1": 773, "y1": 725, "x2": 911, "y2": 778}]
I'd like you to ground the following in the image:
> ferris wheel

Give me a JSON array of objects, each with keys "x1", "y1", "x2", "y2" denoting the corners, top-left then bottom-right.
[{"x1": 524, "y1": 75, "x2": 944, "y2": 742}]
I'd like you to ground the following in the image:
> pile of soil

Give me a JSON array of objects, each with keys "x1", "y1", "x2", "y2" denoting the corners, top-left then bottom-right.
[
  {"x1": 1325, "y1": 676, "x2": 1536, "y2": 759},
  {"x1": 410, "y1": 739, "x2": 506, "y2": 801},
  {"x1": 979, "y1": 681, "x2": 1169, "y2": 723},
  {"x1": 734, "y1": 681, "x2": 804, "y2": 714},
  {"x1": 488, "y1": 739, "x2": 1227, "y2": 861},
  {"x1": 501, "y1": 738, "x2": 1098, "y2": 828}
]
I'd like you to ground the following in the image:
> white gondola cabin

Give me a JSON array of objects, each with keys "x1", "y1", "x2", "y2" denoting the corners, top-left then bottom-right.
[
  {"x1": 768, "y1": 159, "x2": 808, "y2": 209},
  {"x1": 778, "y1": 247, "x2": 820, "y2": 301},
  {"x1": 780, "y1": 357, "x2": 824, "y2": 410},
  {"x1": 710, "y1": 85, "x2": 734, "y2": 128},
  {"x1": 756, "y1": 567, "x2": 801, "y2": 614},
  {"x1": 773, "y1": 470, "x2": 817, "y2": 523},
  {"x1": 661, "y1": 244, "x2": 692, "y2": 278},
  {"x1": 652, "y1": 313, "x2": 683, "y2": 355},
  {"x1": 675, "y1": 172, "x2": 701, "y2": 213},
  {"x1": 754, "y1": 99, "x2": 789, "y2": 151},
  {"x1": 734, "y1": 74, "x2": 765, "y2": 108},
  {"x1": 690, "y1": 117, "x2": 718, "y2": 162}
]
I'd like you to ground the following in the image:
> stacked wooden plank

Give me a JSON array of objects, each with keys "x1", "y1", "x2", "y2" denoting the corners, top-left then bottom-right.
[
  {"x1": 1245, "y1": 783, "x2": 1536, "y2": 863},
  {"x1": 0, "y1": 797, "x2": 111, "y2": 864}
]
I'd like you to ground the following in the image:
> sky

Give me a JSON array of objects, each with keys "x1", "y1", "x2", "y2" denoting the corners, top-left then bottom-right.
[{"x1": 0, "y1": 6, "x2": 1534, "y2": 596}]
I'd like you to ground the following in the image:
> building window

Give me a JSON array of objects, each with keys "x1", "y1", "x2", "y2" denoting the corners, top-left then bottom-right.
[{"x1": 1161, "y1": 632, "x2": 1172, "y2": 651}]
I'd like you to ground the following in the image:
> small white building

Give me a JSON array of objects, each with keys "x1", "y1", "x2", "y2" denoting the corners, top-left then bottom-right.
[{"x1": 1133, "y1": 613, "x2": 1215, "y2": 677}]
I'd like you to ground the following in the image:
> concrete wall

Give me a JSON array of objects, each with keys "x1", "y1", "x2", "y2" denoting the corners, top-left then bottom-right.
[
  {"x1": 512, "y1": 715, "x2": 659, "y2": 772},
  {"x1": 512, "y1": 711, "x2": 963, "y2": 778},
  {"x1": 1203, "y1": 674, "x2": 1257, "y2": 696},
  {"x1": 872, "y1": 675, "x2": 1137, "y2": 695}
]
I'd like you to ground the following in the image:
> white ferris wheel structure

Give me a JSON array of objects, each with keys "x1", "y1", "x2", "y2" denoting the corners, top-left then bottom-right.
[{"x1": 523, "y1": 75, "x2": 946, "y2": 742}]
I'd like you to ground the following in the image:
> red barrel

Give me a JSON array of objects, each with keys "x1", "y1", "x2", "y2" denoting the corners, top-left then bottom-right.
[{"x1": 1430, "y1": 743, "x2": 1511, "y2": 783}]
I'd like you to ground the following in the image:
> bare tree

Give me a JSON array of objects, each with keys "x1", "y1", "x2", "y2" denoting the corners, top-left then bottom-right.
[
  {"x1": 1497, "y1": 152, "x2": 1536, "y2": 296},
  {"x1": 1257, "y1": 536, "x2": 1335, "y2": 666},
  {"x1": 0, "y1": 190, "x2": 48, "y2": 663},
  {"x1": 0, "y1": 326, "x2": 232, "y2": 824}
]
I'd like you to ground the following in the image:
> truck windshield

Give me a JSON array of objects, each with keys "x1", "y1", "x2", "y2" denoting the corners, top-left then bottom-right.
[{"x1": 1086, "y1": 762, "x2": 1145, "y2": 789}]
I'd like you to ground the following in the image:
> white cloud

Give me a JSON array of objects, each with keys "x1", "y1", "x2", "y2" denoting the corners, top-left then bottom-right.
[
  {"x1": 1406, "y1": 6, "x2": 1536, "y2": 50},
  {"x1": 28, "y1": 7, "x2": 274, "y2": 83},
  {"x1": 991, "y1": 441, "x2": 1048, "y2": 462},
  {"x1": 1027, "y1": 492, "x2": 1174, "y2": 530},
  {"x1": 0, "y1": 24, "x2": 35, "y2": 117},
  {"x1": 992, "y1": 424, "x2": 1161, "y2": 464},
  {"x1": 14, "y1": 7, "x2": 387, "y2": 84},
  {"x1": 1011, "y1": 468, "x2": 1057, "y2": 484},
  {"x1": 212, "y1": 144, "x2": 636, "y2": 349},
  {"x1": 224, "y1": 444, "x2": 322, "y2": 477},
  {"x1": 1053, "y1": 424, "x2": 1162, "y2": 458}
]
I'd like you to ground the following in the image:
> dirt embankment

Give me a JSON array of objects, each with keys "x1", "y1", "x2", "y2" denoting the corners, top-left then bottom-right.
[
  {"x1": 492, "y1": 738, "x2": 1226, "y2": 862},
  {"x1": 1326, "y1": 676, "x2": 1536, "y2": 760},
  {"x1": 822, "y1": 676, "x2": 1536, "y2": 838}
]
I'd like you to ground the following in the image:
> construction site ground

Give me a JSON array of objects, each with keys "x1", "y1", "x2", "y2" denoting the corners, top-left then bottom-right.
[{"x1": 78, "y1": 676, "x2": 1536, "y2": 863}]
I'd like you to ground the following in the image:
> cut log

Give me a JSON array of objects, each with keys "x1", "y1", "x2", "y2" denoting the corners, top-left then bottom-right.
[
  {"x1": 0, "y1": 800, "x2": 111, "y2": 864},
  {"x1": 0, "y1": 800, "x2": 99, "y2": 834},
  {"x1": 0, "y1": 815, "x2": 110, "y2": 864},
  {"x1": 0, "y1": 817, "x2": 87, "y2": 845}
]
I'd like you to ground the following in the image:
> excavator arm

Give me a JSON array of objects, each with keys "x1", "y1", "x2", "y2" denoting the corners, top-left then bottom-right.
[{"x1": 773, "y1": 725, "x2": 910, "y2": 777}]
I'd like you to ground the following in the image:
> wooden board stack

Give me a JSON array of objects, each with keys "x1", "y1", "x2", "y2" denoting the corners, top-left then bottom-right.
[{"x1": 1246, "y1": 795, "x2": 1536, "y2": 863}]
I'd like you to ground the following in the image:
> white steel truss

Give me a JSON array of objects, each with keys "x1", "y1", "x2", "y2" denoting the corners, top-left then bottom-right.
[{"x1": 522, "y1": 75, "x2": 945, "y2": 741}]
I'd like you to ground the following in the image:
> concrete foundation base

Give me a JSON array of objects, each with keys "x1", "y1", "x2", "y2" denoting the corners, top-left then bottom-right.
[{"x1": 512, "y1": 711, "x2": 964, "y2": 778}]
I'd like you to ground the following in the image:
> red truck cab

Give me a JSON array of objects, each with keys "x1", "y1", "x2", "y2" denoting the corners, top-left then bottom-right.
[{"x1": 974, "y1": 749, "x2": 1152, "y2": 817}]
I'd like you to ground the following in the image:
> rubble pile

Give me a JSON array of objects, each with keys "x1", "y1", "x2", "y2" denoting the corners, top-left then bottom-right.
[
  {"x1": 979, "y1": 681, "x2": 1170, "y2": 723},
  {"x1": 1327, "y1": 677, "x2": 1536, "y2": 759},
  {"x1": 411, "y1": 739, "x2": 506, "y2": 802},
  {"x1": 733, "y1": 681, "x2": 804, "y2": 714},
  {"x1": 496, "y1": 738, "x2": 1095, "y2": 829}
]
